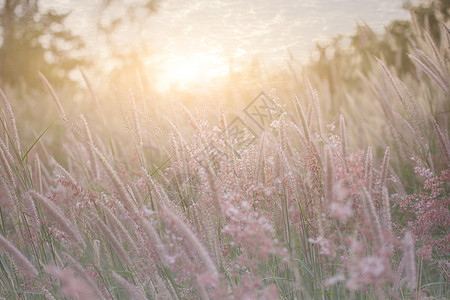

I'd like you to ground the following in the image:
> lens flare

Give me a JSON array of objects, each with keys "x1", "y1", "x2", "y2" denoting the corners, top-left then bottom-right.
[{"x1": 151, "y1": 51, "x2": 228, "y2": 91}]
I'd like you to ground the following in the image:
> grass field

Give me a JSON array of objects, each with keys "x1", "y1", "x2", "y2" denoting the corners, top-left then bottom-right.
[{"x1": 0, "y1": 12, "x2": 449, "y2": 300}]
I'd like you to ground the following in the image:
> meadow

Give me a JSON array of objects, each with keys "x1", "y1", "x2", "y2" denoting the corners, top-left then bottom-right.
[{"x1": 0, "y1": 9, "x2": 449, "y2": 300}]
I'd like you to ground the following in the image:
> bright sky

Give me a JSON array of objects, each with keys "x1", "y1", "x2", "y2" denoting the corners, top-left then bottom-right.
[{"x1": 42, "y1": 0, "x2": 411, "y2": 91}]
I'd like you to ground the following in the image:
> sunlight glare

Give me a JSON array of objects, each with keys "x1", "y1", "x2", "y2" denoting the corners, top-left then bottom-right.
[{"x1": 152, "y1": 52, "x2": 229, "y2": 91}]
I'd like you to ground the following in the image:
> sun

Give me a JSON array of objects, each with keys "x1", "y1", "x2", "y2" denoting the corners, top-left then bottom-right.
[{"x1": 150, "y1": 51, "x2": 229, "y2": 91}]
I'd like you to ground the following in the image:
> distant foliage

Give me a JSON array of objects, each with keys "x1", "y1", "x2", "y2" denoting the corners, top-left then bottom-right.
[
  {"x1": 306, "y1": 0, "x2": 449, "y2": 89},
  {"x1": 0, "y1": 0, "x2": 86, "y2": 88}
]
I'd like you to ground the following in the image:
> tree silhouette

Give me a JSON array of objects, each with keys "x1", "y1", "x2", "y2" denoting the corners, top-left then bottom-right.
[
  {"x1": 94, "y1": 0, "x2": 161, "y2": 92},
  {"x1": 0, "y1": 0, "x2": 86, "y2": 88},
  {"x1": 306, "y1": 0, "x2": 449, "y2": 89}
]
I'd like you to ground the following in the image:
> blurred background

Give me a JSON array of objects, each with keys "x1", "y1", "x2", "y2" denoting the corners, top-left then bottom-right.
[
  {"x1": 0, "y1": 0, "x2": 448, "y2": 159},
  {"x1": 1, "y1": 0, "x2": 438, "y2": 91}
]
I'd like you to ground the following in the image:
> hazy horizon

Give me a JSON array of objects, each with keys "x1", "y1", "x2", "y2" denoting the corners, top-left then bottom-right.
[{"x1": 41, "y1": 0, "x2": 411, "y2": 90}]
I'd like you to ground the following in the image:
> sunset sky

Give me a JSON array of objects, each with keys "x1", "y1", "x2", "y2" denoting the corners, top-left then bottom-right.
[{"x1": 42, "y1": 0, "x2": 412, "y2": 90}]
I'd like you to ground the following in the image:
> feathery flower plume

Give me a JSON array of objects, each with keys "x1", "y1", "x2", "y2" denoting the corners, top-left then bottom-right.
[
  {"x1": 389, "y1": 165, "x2": 406, "y2": 197},
  {"x1": 219, "y1": 106, "x2": 227, "y2": 133},
  {"x1": 0, "y1": 233, "x2": 38, "y2": 276},
  {"x1": 324, "y1": 146, "x2": 335, "y2": 204},
  {"x1": 45, "y1": 265, "x2": 97, "y2": 300},
  {"x1": 164, "y1": 116, "x2": 191, "y2": 180},
  {"x1": 431, "y1": 117, "x2": 450, "y2": 168},
  {"x1": 278, "y1": 113, "x2": 288, "y2": 154},
  {"x1": 93, "y1": 146, "x2": 137, "y2": 212},
  {"x1": 364, "y1": 145, "x2": 373, "y2": 193},
  {"x1": 204, "y1": 166, "x2": 223, "y2": 220},
  {"x1": 111, "y1": 271, "x2": 147, "y2": 300},
  {"x1": 0, "y1": 136, "x2": 15, "y2": 166},
  {"x1": 256, "y1": 132, "x2": 266, "y2": 183},
  {"x1": 402, "y1": 231, "x2": 417, "y2": 291},
  {"x1": 0, "y1": 137, "x2": 15, "y2": 188},
  {"x1": 293, "y1": 94, "x2": 310, "y2": 142},
  {"x1": 305, "y1": 77, "x2": 323, "y2": 138},
  {"x1": 31, "y1": 191, "x2": 86, "y2": 249},
  {"x1": 80, "y1": 114, "x2": 101, "y2": 181},
  {"x1": 375, "y1": 58, "x2": 425, "y2": 141},
  {"x1": 61, "y1": 253, "x2": 105, "y2": 299},
  {"x1": 306, "y1": 102, "x2": 314, "y2": 129},
  {"x1": 139, "y1": 217, "x2": 169, "y2": 266},
  {"x1": 290, "y1": 122, "x2": 307, "y2": 146},
  {"x1": 130, "y1": 91, "x2": 143, "y2": 150},
  {"x1": 34, "y1": 155, "x2": 43, "y2": 193},
  {"x1": 362, "y1": 188, "x2": 383, "y2": 245},
  {"x1": 38, "y1": 72, "x2": 66, "y2": 121},
  {"x1": 0, "y1": 89, "x2": 21, "y2": 156},
  {"x1": 90, "y1": 214, "x2": 132, "y2": 266},
  {"x1": 79, "y1": 67, "x2": 100, "y2": 108},
  {"x1": 92, "y1": 239, "x2": 101, "y2": 268},
  {"x1": 381, "y1": 187, "x2": 392, "y2": 234},
  {"x1": 99, "y1": 200, "x2": 139, "y2": 255},
  {"x1": 24, "y1": 191, "x2": 40, "y2": 230},
  {"x1": 408, "y1": 53, "x2": 449, "y2": 94},
  {"x1": 422, "y1": 29, "x2": 447, "y2": 69},
  {"x1": 0, "y1": 172, "x2": 18, "y2": 216},
  {"x1": 162, "y1": 207, "x2": 218, "y2": 278},
  {"x1": 142, "y1": 166, "x2": 169, "y2": 209},
  {"x1": 392, "y1": 111, "x2": 420, "y2": 150},
  {"x1": 340, "y1": 114, "x2": 349, "y2": 172},
  {"x1": 41, "y1": 287, "x2": 57, "y2": 300},
  {"x1": 51, "y1": 158, "x2": 80, "y2": 193},
  {"x1": 380, "y1": 147, "x2": 390, "y2": 190}
]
